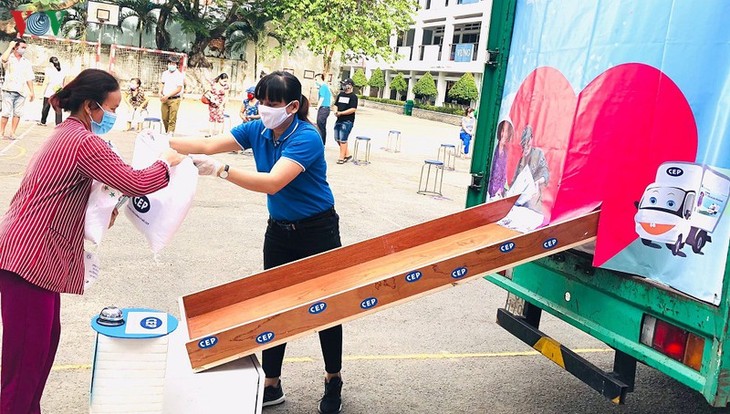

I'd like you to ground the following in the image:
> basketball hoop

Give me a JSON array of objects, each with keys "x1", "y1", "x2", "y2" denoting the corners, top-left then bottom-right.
[{"x1": 87, "y1": 1, "x2": 119, "y2": 26}]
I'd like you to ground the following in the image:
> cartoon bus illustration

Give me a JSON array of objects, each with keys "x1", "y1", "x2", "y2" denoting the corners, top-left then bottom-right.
[{"x1": 634, "y1": 162, "x2": 730, "y2": 256}]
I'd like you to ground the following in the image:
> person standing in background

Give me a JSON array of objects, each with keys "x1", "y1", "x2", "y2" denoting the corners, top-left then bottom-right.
[
  {"x1": 159, "y1": 56, "x2": 184, "y2": 135},
  {"x1": 315, "y1": 73, "x2": 332, "y2": 145},
  {"x1": 205, "y1": 73, "x2": 230, "y2": 137},
  {"x1": 333, "y1": 78, "x2": 357, "y2": 164},
  {"x1": 38, "y1": 57, "x2": 65, "y2": 126},
  {"x1": 1, "y1": 38, "x2": 35, "y2": 140}
]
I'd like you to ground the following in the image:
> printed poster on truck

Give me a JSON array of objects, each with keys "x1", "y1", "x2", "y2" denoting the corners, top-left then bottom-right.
[{"x1": 486, "y1": 0, "x2": 730, "y2": 304}]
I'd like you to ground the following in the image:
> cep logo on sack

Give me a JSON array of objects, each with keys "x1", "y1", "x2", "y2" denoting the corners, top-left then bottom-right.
[
  {"x1": 198, "y1": 336, "x2": 218, "y2": 349},
  {"x1": 309, "y1": 302, "x2": 327, "y2": 315},
  {"x1": 451, "y1": 267, "x2": 468, "y2": 279},
  {"x1": 666, "y1": 167, "x2": 684, "y2": 177},
  {"x1": 131, "y1": 196, "x2": 151, "y2": 213},
  {"x1": 256, "y1": 332, "x2": 275, "y2": 344},
  {"x1": 140, "y1": 317, "x2": 162, "y2": 330},
  {"x1": 360, "y1": 297, "x2": 378, "y2": 309}
]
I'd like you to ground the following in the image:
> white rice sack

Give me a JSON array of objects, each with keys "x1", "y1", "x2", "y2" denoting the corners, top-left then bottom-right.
[
  {"x1": 84, "y1": 141, "x2": 122, "y2": 245},
  {"x1": 124, "y1": 131, "x2": 198, "y2": 253}
]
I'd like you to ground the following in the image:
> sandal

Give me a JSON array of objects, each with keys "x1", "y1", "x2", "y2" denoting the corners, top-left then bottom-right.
[
  {"x1": 336, "y1": 159, "x2": 345, "y2": 164},
  {"x1": 344, "y1": 155, "x2": 352, "y2": 162}
]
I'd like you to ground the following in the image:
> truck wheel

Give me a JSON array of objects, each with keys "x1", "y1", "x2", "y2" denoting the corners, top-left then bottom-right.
[
  {"x1": 670, "y1": 234, "x2": 684, "y2": 256},
  {"x1": 692, "y1": 231, "x2": 707, "y2": 254},
  {"x1": 641, "y1": 238, "x2": 653, "y2": 246}
]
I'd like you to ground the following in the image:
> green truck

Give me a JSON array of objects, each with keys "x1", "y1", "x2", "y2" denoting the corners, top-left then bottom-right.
[{"x1": 467, "y1": 0, "x2": 730, "y2": 406}]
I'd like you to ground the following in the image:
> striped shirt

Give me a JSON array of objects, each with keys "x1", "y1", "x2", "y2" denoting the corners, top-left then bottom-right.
[{"x1": 0, "y1": 118, "x2": 169, "y2": 294}]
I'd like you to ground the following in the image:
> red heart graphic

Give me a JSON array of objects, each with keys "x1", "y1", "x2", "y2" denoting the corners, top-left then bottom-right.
[{"x1": 506, "y1": 64, "x2": 697, "y2": 265}]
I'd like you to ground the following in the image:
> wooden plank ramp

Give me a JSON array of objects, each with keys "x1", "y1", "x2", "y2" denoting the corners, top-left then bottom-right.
[{"x1": 181, "y1": 197, "x2": 599, "y2": 371}]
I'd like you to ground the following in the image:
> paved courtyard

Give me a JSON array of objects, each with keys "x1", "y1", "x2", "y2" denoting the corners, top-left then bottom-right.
[{"x1": 0, "y1": 98, "x2": 720, "y2": 413}]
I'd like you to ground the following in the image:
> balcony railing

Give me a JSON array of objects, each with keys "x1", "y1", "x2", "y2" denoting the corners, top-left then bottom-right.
[{"x1": 418, "y1": 44, "x2": 443, "y2": 61}]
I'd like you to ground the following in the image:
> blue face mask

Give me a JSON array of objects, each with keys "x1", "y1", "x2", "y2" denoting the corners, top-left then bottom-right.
[{"x1": 91, "y1": 102, "x2": 117, "y2": 135}]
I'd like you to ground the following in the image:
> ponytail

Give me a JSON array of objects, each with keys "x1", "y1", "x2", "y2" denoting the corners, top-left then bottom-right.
[{"x1": 297, "y1": 95, "x2": 311, "y2": 123}]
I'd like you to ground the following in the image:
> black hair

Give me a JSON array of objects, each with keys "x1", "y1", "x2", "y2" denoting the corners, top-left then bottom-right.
[
  {"x1": 49, "y1": 56, "x2": 61, "y2": 71},
  {"x1": 214, "y1": 73, "x2": 229, "y2": 82},
  {"x1": 255, "y1": 71, "x2": 311, "y2": 124},
  {"x1": 315, "y1": 73, "x2": 324, "y2": 81},
  {"x1": 131, "y1": 77, "x2": 141, "y2": 86},
  {"x1": 465, "y1": 107, "x2": 474, "y2": 116},
  {"x1": 12, "y1": 37, "x2": 25, "y2": 47},
  {"x1": 167, "y1": 56, "x2": 180, "y2": 63},
  {"x1": 51, "y1": 69, "x2": 119, "y2": 113}
]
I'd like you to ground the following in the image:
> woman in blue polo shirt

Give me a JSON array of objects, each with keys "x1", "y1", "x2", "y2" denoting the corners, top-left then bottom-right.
[{"x1": 170, "y1": 71, "x2": 344, "y2": 414}]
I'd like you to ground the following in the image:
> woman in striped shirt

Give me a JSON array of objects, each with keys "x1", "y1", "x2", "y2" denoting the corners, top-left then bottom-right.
[{"x1": 0, "y1": 69, "x2": 183, "y2": 413}]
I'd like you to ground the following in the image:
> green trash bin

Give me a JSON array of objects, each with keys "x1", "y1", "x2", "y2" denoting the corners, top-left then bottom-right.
[{"x1": 404, "y1": 100, "x2": 414, "y2": 116}]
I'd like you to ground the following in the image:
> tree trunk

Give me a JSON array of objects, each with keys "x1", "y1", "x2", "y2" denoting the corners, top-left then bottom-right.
[
  {"x1": 188, "y1": 34, "x2": 211, "y2": 68},
  {"x1": 323, "y1": 48, "x2": 335, "y2": 80},
  {"x1": 138, "y1": 23, "x2": 143, "y2": 48},
  {"x1": 155, "y1": 7, "x2": 171, "y2": 51},
  {"x1": 253, "y1": 47, "x2": 258, "y2": 80}
]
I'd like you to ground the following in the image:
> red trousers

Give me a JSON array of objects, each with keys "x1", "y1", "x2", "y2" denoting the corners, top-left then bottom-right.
[{"x1": 0, "y1": 269, "x2": 60, "y2": 414}]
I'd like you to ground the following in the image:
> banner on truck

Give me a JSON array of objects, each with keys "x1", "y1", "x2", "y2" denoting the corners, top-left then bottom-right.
[{"x1": 488, "y1": 0, "x2": 730, "y2": 304}]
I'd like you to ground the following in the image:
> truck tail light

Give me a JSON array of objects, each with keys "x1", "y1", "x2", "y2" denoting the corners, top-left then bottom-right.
[{"x1": 640, "y1": 315, "x2": 705, "y2": 371}]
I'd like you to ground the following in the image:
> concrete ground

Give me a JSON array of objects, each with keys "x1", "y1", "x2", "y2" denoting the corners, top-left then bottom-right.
[{"x1": 0, "y1": 98, "x2": 724, "y2": 413}]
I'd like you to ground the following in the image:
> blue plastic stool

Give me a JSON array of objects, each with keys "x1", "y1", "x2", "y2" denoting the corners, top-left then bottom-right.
[
  {"x1": 353, "y1": 136, "x2": 372, "y2": 165},
  {"x1": 418, "y1": 159, "x2": 444, "y2": 196},
  {"x1": 142, "y1": 117, "x2": 163, "y2": 133}
]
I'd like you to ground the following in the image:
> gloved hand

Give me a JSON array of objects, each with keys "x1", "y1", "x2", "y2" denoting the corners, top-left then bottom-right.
[{"x1": 190, "y1": 154, "x2": 223, "y2": 176}]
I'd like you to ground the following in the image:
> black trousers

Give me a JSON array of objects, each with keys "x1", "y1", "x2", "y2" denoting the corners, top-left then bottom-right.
[
  {"x1": 40, "y1": 97, "x2": 62, "y2": 125},
  {"x1": 261, "y1": 208, "x2": 343, "y2": 378},
  {"x1": 316, "y1": 106, "x2": 330, "y2": 145}
]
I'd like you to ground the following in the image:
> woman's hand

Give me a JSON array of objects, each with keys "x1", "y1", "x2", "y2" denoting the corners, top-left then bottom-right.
[
  {"x1": 190, "y1": 154, "x2": 223, "y2": 176},
  {"x1": 161, "y1": 148, "x2": 185, "y2": 167}
]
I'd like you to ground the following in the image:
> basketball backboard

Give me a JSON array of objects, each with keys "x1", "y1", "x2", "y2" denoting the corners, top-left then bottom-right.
[{"x1": 87, "y1": 1, "x2": 120, "y2": 25}]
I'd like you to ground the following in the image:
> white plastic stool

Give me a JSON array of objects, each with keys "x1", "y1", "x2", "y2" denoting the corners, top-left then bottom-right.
[
  {"x1": 386, "y1": 130, "x2": 401, "y2": 152},
  {"x1": 353, "y1": 136, "x2": 372, "y2": 165},
  {"x1": 437, "y1": 144, "x2": 456, "y2": 171},
  {"x1": 417, "y1": 159, "x2": 444, "y2": 196}
]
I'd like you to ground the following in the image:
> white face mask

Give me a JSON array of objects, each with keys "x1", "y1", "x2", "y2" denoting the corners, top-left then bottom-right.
[
  {"x1": 168, "y1": 64, "x2": 177, "y2": 72},
  {"x1": 259, "y1": 102, "x2": 294, "y2": 130}
]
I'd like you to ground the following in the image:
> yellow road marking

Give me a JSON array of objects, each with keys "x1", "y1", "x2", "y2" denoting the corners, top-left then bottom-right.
[
  {"x1": 51, "y1": 348, "x2": 612, "y2": 372},
  {"x1": 0, "y1": 145, "x2": 26, "y2": 160}
]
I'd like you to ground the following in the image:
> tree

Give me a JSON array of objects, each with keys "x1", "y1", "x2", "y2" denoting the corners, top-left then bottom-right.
[
  {"x1": 118, "y1": 0, "x2": 159, "y2": 48},
  {"x1": 368, "y1": 67, "x2": 385, "y2": 97},
  {"x1": 351, "y1": 68, "x2": 367, "y2": 93},
  {"x1": 391, "y1": 72, "x2": 408, "y2": 100},
  {"x1": 224, "y1": 6, "x2": 284, "y2": 79},
  {"x1": 412, "y1": 72, "x2": 438, "y2": 103},
  {"x1": 274, "y1": 0, "x2": 418, "y2": 77},
  {"x1": 59, "y1": 2, "x2": 86, "y2": 40},
  {"x1": 448, "y1": 72, "x2": 478, "y2": 105},
  {"x1": 162, "y1": 0, "x2": 283, "y2": 68}
]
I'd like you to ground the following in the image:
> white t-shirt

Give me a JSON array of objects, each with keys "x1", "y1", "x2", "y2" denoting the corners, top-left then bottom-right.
[
  {"x1": 1, "y1": 55, "x2": 34, "y2": 96},
  {"x1": 160, "y1": 70, "x2": 185, "y2": 97},
  {"x1": 44, "y1": 66, "x2": 65, "y2": 98}
]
